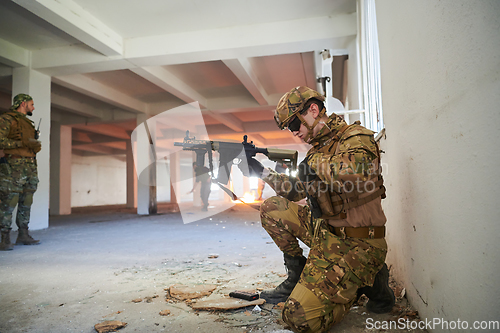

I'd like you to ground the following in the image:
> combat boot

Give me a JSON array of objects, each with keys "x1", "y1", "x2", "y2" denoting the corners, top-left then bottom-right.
[
  {"x1": 15, "y1": 227, "x2": 40, "y2": 245},
  {"x1": 358, "y1": 263, "x2": 395, "y2": 314},
  {"x1": 260, "y1": 253, "x2": 307, "y2": 304},
  {"x1": 0, "y1": 231, "x2": 14, "y2": 251}
]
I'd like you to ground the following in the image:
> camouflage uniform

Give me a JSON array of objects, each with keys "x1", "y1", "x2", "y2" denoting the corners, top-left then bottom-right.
[
  {"x1": 260, "y1": 112, "x2": 387, "y2": 333},
  {"x1": 0, "y1": 95, "x2": 39, "y2": 233}
]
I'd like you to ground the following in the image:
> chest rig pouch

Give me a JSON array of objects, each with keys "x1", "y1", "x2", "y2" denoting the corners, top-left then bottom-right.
[
  {"x1": 5, "y1": 112, "x2": 36, "y2": 140},
  {"x1": 305, "y1": 122, "x2": 386, "y2": 220},
  {"x1": 305, "y1": 177, "x2": 386, "y2": 220}
]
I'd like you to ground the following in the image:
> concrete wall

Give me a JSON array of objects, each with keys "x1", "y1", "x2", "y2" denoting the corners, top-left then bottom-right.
[
  {"x1": 376, "y1": 0, "x2": 500, "y2": 329},
  {"x1": 71, "y1": 155, "x2": 127, "y2": 207}
]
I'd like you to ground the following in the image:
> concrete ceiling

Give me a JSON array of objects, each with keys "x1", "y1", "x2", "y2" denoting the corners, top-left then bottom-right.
[{"x1": 0, "y1": 0, "x2": 357, "y2": 156}]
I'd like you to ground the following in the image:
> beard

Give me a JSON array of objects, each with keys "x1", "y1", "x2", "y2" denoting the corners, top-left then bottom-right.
[{"x1": 27, "y1": 111, "x2": 33, "y2": 116}]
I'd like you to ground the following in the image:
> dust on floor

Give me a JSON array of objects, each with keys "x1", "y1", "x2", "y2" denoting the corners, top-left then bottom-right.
[{"x1": 0, "y1": 204, "x2": 427, "y2": 333}]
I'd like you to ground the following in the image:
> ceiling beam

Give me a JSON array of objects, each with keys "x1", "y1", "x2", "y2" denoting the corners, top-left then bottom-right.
[
  {"x1": 101, "y1": 141, "x2": 127, "y2": 150},
  {"x1": 72, "y1": 144, "x2": 117, "y2": 155},
  {"x1": 131, "y1": 67, "x2": 207, "y2": 109},
  {"x1": 206, "y1": 112, "x2": 244, "y2": 132},
  {"x1": 73, "y1": 141, "x2": 126, "y2": 150},
  {"x1": 51, "y1": 93, "x2": 104, "y2": 119},
  {"x1": 52, "y1": 74, "x2": 147, "y2": 114},
  {"x1": 30, "y1": 14, "x2": 356, "y2": 76},
  {"x1": 32, "y1": 44, "x2": 131, "y2": 77},
  {"x1": 201, "y1": 120, "x2": 281, "y2": 136},
  {"x1": 72, "y1": 130, "x2": 127, "y2": 145},
  {"x1": 13, "y1": 0, "x2": 123, "y2": 56},
  {"x1": 71, "y1": 123, "x2": 130, "y2": 140},
  {"x1": 223, "y1": 58, "x2": 269, "y2": 105},
  {"x1": 72, "y1": 131, "x2": 92, "y2": 143},
  {"x1": 126, "y1": 14, "x2": 356, "y2": 66},
  {"x1": 0, "y1": 38, "x2": 29, "y2": 67}
]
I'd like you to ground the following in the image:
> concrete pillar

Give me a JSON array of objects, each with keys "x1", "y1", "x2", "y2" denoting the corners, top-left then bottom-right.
[
  {"x1": 49, "y1": 123, "x2": 71, "y2": 215},
  {"x1": 135, "y1": 114, "x2": 157, "y2": 215},
  {"x1": 11, "y1": 67, "x2": 50, "y2": 230},
  {"x1": 126, "y1": 139, "x2": 137, "y2": 209}
]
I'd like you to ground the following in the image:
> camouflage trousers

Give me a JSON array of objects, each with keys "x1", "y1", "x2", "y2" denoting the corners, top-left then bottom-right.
[
  {"x1": 260, "y1": 196, "x2": 387, "y2": 333},
  {"x1": 0, "y1": 157, "x2": 39, "y2": 232}
]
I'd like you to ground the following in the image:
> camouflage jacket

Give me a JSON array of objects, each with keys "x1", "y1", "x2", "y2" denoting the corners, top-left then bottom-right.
[
  {"x1": 0, "y1": 111, "x2": 36, "y2": 155},
  {"x1": 262, "y1": 113, "x2": 386, "y2": 226}
]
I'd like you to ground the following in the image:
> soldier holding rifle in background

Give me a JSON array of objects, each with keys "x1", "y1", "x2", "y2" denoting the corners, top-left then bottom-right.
[{"x1": 0, "y1": 94, "x2": 41, "y2": 251}]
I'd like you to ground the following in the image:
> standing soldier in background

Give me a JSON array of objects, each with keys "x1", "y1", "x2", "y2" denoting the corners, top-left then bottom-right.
[
  {"x1": 190, "y1": 162, "x2": 212, "y2": 211},
  {"x1": 0, "y1": 94, "x2": 41, "y2": 251},
  {"x1": 238, "y1": 86, "x2": 394, "y2": 332}
]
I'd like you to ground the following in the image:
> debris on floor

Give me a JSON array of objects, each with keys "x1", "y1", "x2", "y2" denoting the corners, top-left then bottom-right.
[
  {"x1": 191, "y1": 297, "x2": 266, "y2": 311},
  {"x1": 94, "y1": 320, "x2": 127, "y2": 333},
  {"x1": 143, "y1": 295, "x2": 159, "y2": 303},
  {"x1": 391, "y1": 304, "x2": 420, "y2": 321},
  {"x1": 0, "y1": 207, "x2": 428, "y2": 333},
  {"x1": 102, "y1": 311, "x2": 122, "y2": 318},
  {"x1": 213, "y1": 303, "x2": 285, "y2": 331},
  {"x1": 131, "y1": 294, "x2": 158, "y2": 303},
  {"x1": 168, "y1": 284, "x2": 218, "y2": 301},
  {"x1": 159, "y1": 309, "x2": 171, "y2": 316}
]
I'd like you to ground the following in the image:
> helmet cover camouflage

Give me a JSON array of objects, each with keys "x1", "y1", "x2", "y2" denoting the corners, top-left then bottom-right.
[
  {"x1": 274, "y1": 86, "x2": 325, "y2": 129},
  {"x1": 10, "y1": 93, "x2": 33, "y2": 111}
]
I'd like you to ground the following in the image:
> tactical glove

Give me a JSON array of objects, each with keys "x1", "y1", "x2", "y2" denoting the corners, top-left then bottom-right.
[
  {"x1": 297, "y1": 156, "x2": 317, "y2": 183},
  {"x1": 238, "y1": 156, "x2": 264, "y2": 178},
  {"x1": 23, "y1": 138, "x2": 42, "y2": 153}
]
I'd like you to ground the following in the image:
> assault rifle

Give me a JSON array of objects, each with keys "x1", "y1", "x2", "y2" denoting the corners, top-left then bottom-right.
[{"x1": 174, "y1": 131, "x2": 298, "y2": 185}]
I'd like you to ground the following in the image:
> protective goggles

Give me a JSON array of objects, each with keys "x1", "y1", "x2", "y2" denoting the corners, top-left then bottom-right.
[{"x1": 286, "y1": 116, "x2": 302, "y2": 132}]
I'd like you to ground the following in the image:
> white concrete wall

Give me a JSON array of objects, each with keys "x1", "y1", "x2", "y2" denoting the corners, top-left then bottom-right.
[
  {"x1": 376, "y1": 0, "x2": 500, "y2": 329},
  {"x1": 71, "y1": 154, "x2": 126, "y2": 207}
]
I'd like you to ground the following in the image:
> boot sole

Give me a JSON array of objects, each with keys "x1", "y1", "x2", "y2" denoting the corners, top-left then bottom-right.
[
  {"x1": 259, "y1": 295, "x2": 289, "y2": 305},
  {"x1": 259, "y1": 291, "x2": 290, "y2": 304}
]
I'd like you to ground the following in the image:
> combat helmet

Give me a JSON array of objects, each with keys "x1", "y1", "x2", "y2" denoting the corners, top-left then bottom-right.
[
  {"x1": 274, "y1": 86, "x2": 325, "y2": 130},
  {"x1": 274, "y1": 86, "x2": 326, "y2": 142}
]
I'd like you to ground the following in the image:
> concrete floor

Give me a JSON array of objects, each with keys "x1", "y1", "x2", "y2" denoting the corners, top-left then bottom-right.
[{"x1": 0, "y1": 204, "x2": 426, "y2": 333}]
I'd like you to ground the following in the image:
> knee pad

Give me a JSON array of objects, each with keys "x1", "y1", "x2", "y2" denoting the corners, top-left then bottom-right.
[
  {"x1": 8, "y1": 194, "x2": 19, "y2": 208},
  {"x1": 22, "y1": 192, "x2": 34, "y2": 207},
  {"x1": 282, "y1": 284, "x2": 325, "y2": 333}
]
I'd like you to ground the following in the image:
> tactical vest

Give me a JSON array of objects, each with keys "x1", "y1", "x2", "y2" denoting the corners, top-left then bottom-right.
[
  {"x1": 306, "y1": 122, "x2": 386, "y2": 220},
  {"x1": 2, "y1": 111, "x2": 37, "y2": 157}
]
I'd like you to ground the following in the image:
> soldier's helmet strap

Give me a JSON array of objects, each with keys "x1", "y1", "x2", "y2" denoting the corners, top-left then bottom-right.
[{"x1": 296, "y1": 106, "x2": 326, "y2": 142}]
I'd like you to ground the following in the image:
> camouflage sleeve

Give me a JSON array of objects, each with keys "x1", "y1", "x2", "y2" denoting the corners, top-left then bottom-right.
[
  {"x1": 261, "y1": 168, "x2": 306, "y2": 202},
  {"x1": 309, "y1": 135, "x2": 380, "y2": 185},
  {"x1": 0, "y1": 116, "x2": 22, "y2": 150}
]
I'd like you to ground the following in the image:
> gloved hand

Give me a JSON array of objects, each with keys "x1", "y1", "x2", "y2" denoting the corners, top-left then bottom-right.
[
  {"x1": 297, "y1": 156, "x2": 317, "y2": 183},
  {"x1": 238, "y1": 156, "x2": 264, "y2": 178},
  {"x1": 23, "y1": 138, "x2": 42, "y2": 153}
]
